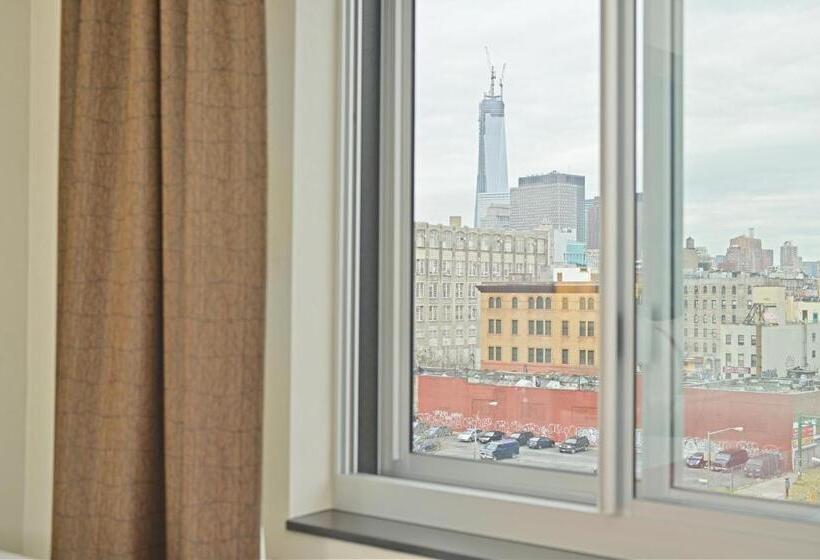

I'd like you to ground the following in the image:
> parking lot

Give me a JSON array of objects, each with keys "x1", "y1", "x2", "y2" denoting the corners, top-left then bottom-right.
[
  {"x1": 417, "y1": 433, "x2": 599, "y2": 474},
  {"x1": 415, "y1": 431, "x2": 789, "y2": 499}
]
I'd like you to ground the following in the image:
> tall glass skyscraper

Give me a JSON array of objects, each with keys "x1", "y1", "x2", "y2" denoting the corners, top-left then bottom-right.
[{"x1": 473, "y1": 66, "x2": 510, "y2": 227}]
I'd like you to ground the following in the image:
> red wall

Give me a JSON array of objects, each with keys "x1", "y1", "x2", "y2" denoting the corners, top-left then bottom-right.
[
  {"x1": 416, "y1": 375, "x2": 806, "y2": 466},
  {"x1": 415, "y1": 375, "x2": 599, "y2": 443}
]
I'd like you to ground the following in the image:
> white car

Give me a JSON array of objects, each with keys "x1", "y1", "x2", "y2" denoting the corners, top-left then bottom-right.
[{"x1": 457, "y1": 429, "x2": 482, "y2": 442}]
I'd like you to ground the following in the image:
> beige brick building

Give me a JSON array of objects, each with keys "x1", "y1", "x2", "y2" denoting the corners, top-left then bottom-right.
[{"x1": 477, "y1": 282, "x2": 599, "y2": 375}]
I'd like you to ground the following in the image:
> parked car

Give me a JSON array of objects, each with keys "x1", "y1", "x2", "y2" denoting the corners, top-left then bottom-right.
[
  {"x1": 425, "y1": 426, "x2": 451, "y2": 439},
  {"x1": 685, "y1": 452, "x2": 707, "y2": 468},
  {"x1": 527, "y1": 436, "x2": 555, "y2": 449},
  {"x1": 457, "y1": 429, "x2": 483, "y2": 442},
  {"x1": 558, "y1": 436, "x2": 590, "y2": 454},
  {"x1": 711, "y1": 448, "x2": 749, "y2": 472},
  {"x1": 509, "y1": 431, "x2": 536, "y2": 445},
  {"x1": 477, "y1": 431, "x2": 505, "y2": 444},
  {"x1": 744, "y1": 453, "x2": 781, "y2": 478},
  {"x1": 479, "y1": 439, "x2": 520, "y2": 461}
]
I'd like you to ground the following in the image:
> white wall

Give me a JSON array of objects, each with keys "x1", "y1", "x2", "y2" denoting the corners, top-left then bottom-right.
[{"x1": 0, "y1": 1, "x2": 31, "y2": 553}]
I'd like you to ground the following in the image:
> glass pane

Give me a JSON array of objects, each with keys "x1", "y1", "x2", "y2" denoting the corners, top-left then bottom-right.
[
  {"x1": 412, "y1": 0, "x2": 600, "y2": 474},
  {"x1": 640, "y1": 0, "x2": 820, "y2": 505}
]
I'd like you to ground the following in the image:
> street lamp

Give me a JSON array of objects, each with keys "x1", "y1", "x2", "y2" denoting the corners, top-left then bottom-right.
[
  {"x1": 705, "y1": 426, "x2": 743, "y2": 487},
  {"x1": 473, "y1": 400, "x2": 498, "y2": 460}
]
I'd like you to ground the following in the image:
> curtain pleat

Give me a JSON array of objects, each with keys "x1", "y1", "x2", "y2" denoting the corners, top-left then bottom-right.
[{"x1": 53, "y1": 1, "x2": 266, "y2": 558}]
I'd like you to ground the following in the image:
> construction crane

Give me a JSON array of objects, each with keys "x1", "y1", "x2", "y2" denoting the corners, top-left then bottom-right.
[{"x1": 484, "y1": 47, "x2": 506, "y2": 98}]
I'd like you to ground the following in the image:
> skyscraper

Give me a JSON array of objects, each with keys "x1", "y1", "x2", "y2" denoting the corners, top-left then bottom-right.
[
  {"x1": 720, "y1": 229, "x2": 773, "y2": 273},
  {"x1": 585, "y1": 196, "x2": 601, "y2": 250},
  {"x1": 780, "y1": 241, "x2": 801, "y2": 271},
  {"x1": 509, "y1": 171, "x2": 586, "y2": 240},
  {"x1": 473, "y1": 64, "x2": 510, "y2": 227}
]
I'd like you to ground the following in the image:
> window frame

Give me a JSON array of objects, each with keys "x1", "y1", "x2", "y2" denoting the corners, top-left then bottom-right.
[{"x1": 331, "y1": 0, "x2": 820, "y2": 557}]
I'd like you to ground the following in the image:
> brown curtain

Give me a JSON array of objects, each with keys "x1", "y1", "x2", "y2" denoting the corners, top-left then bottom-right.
[{"x1": 53, "y1": 1, "x2": 266, "y2": 558}]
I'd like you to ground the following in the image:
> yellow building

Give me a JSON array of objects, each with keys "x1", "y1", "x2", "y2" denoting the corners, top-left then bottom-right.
[{"x1": 478, "y1": 282, "x2": 599, "y2": 375}]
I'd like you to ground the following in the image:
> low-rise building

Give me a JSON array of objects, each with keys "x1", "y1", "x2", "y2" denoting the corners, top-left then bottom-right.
[{"x1": 477, "y1": 281, "x2": 599, "y2": 374}]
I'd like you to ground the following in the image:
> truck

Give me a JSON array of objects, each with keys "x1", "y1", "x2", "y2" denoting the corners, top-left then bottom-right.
[{"x1": 744, "y1": 453, "x2": 781, "y2": 478}]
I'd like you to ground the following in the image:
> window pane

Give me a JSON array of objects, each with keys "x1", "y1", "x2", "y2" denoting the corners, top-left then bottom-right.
[
  {"x1": 412, "y1": 0, "x2": 600, "y2": 473},
  {"x1": 640, "y1": 0, "x2": 820, "y2": 506}
]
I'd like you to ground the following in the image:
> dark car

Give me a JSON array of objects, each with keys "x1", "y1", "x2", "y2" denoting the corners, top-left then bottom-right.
[
  {"x1": 711, "y1": 448, "x2": 749, "y2": 472},
  {"x1": 509, "y1": 431, "x2": 536, "y2": 445},
  {"x1": 479, "y1": 439, "x2": 520, "y2": 461},
  {"x1": 744, "y1": 453, "x2": 781, "y2": 478},
  {"x1": 527, "y1": 436, "x2": 555, "y2": 449},
  {"x1": 558, "y1": 436, "x2": 590, "y2": 454},
  {"x1": 686, "y1": 452, "x2": 707, "y2": 468},
  {"x1": 477, "y1": 431, "x2": 505, "y2": 444}
]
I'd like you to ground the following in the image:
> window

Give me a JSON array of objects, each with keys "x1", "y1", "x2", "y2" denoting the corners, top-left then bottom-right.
[
  {"x1": 512, "y1": 296, "x2": 518, "y2": 309},
  {"x1": 488, "y1": 297, "x2": 495, "y2": 309},
  {"x1": 725, "y1": 334, "x2": 731, "y2": 345},
  {"x1": 495, "y1": 319, "x2": 501, "y2": 334},
  {"x1": 528, "y1": 320, "x2": 535, "y2": 335},
  {"x1": 579, "y1": 321, "x2": 587, "y2": 337},
  {"x1": 544, "y1": 348, "x2": 552, "y2": 364},
  {"x1": 333, "y1": 0, "x2": 820, "y2": 556},
  {"x1": 737, "y1": 335, "x2": 744, "y2": 346},
  {"x1": 512, "y1": 319, "x2": 518, "y2": 335},
  {"x1": 495, "y1": 296, "x2": 502, "y2": 308},
  {"x1": 545, "y1": 297, "x2": 552, "y2": 310},
  {"x1": 536, "y1": 320, "x2": 544, "y2": 336},
  {"x1": 512, "y1": 347, "x2": 518, "y2": 362},
  {"x1": 488, "y1": 319, "x2": 494, "y2": 334},
  {"x1": 544, "y1": 320, "x2": 552, "y2": 336},
  {"x1": 536, "y1": 296, "x2": 544, "y2": 309}
]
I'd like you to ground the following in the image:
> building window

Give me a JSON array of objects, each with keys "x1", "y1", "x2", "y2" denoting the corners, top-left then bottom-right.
[
  {"x1": 579, "y1": 321, "x2": 587, "y2": 337},
  {"x1": 545, "y1": 297, "x2": 552, "y2": 310},
  {"x1": 561, "y1": 320, "x2": 569, "y2": 336},
  {"x1": 587, "y1": 321, "x2": 594, "y2": 337},
  {"x1": 512, "y1": 347, "x2": 518, "y2": 362},
  {"x1": 737, "y1": 334, "x2": 744, "y2": 346},
  {"x1": 488, "y1": 319, "x2": 495, "y2": 334},
  {"x1": 527, "y1": 347, "x2": 534, "y2": 363},
  {"x1": 580, "y1": 298, "x2": 587, "y2": 310},
  {"x1": 725, "y1": 353, "x2": 732, "y2": 365},
  {"x1": 512, "y1": 319, "x2": 518, "y2": 335},
  {"x1": 495, "y1": 296, "x2": 502, "y2": 308},
  {"x1": 536, "y1": 348, "x2": 544, "y2": 363},
  {"x1": 588, "y1": 350, "x2": 594, "y2": 366},
  {"x1": 561, "y1": 349, "x2": 569, "y2": 365},
  {"x1": 536, "y1": 320, "x2": 544, "y2": 335},
  {"x1": 528, "y1": 297, "x2": 534, "y2": 309},
  {"x1": 544, "y1": 348, "x2": 552, "y2": 363},
  {"x1": 495, "y1": 319, "x2": 501, "y2": 334},
  {"x1": 489, "y1": 297, "x2": 495, "y2": 309},
  {"x1": 536, "y1": 296, "x2": 544, "y2": 309},
  {"x1": 528, "y1": 320, "x2": 535, "y2": 335},
  {"x1": 580, "y1": 349, "x2": 587, "y2": 365},
  {"x1": 545, "y1": 320, "x2": 552, "y2": 336},
  {"x1": 512, "y1": 297, "x2": 518, "y2": 309},
  {"x1": 725, "y1": 334, "x2": 731, "y2": 345},
  {"x1": 562, "y1": 297, "x2": 569, "y2": 310},
  {"x1": 415, "y1": 306, "x2": 424, "y2": 322}
]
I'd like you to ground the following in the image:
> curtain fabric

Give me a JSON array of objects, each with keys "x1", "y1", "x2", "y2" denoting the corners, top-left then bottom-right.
[{"x1": 53, "y1": 1, "x2": 266, "y2": 558}]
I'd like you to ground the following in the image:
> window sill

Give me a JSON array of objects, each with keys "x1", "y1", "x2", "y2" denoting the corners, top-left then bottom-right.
[{"x1": 286, "y1": 509, "x2": 610, "y2": 560}]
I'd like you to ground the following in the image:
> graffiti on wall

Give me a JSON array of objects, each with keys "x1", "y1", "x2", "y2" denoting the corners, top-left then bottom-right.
[{"x1": 415, "y1": 409, "x2": 599, "y2": 446}]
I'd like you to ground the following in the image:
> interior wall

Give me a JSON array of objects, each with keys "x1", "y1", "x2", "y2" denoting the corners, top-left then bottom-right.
[
  {"x1": 22, "y1": 0, "x2": 60, "y2": 557},
  {"x1": 0, "y1": 0, "x2": 31, "y2": 554}
]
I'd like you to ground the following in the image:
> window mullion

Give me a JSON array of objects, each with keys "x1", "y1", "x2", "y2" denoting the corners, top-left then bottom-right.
[{"x1": 599, "y1": 0, "x2": 637, "y2": 515}]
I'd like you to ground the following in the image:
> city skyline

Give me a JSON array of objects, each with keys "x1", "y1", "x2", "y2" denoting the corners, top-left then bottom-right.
[{"x1": 415, "y1": 0, "x2": 820, "y2": 260}]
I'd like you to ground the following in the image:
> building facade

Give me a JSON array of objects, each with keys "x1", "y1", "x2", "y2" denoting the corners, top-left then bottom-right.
[
  {"x1": 414, "y1": 217, "x2": 551, "y2": 368},
  {"x1": 683, "y1": 272, "x2": 769, "y2": 374},
  {"x1": 478, "y1": 282, "x2": 599, "y2": 374},
  {"x1": 720, "y1": 229, "x2": 773, "y2": 274},
  {"x1": 781, "y1": 241, "x2": 801, "y2": 272},
  {"x1": 585, "y1": 196, "x2": 601, "y2": 250},
  {"x1": 509, "y1": 171, "x2": 586, "y2": 240},
  {"x1": 473, "y1": 66, "x2": 510, "y2": 227}
]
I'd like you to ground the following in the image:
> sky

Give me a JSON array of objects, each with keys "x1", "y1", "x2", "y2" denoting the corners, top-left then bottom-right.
[{"x1": 415, "y1": 0, "x2": 820, "y2": 263}]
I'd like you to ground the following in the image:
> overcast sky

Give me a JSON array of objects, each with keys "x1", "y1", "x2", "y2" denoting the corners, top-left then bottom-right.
[{"x1": 415, "y1": 0, "x2": 820, "y2": 263}]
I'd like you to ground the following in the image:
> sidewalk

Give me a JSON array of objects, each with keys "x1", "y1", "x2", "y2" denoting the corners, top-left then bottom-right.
[{"x1": 735, "y1": 472, "x2": 794, "y2": 500}]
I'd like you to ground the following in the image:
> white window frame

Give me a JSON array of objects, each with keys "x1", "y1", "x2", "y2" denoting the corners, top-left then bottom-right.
[{"x1": 332, "y1": 0, "x2": 820, "y2": 557}]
